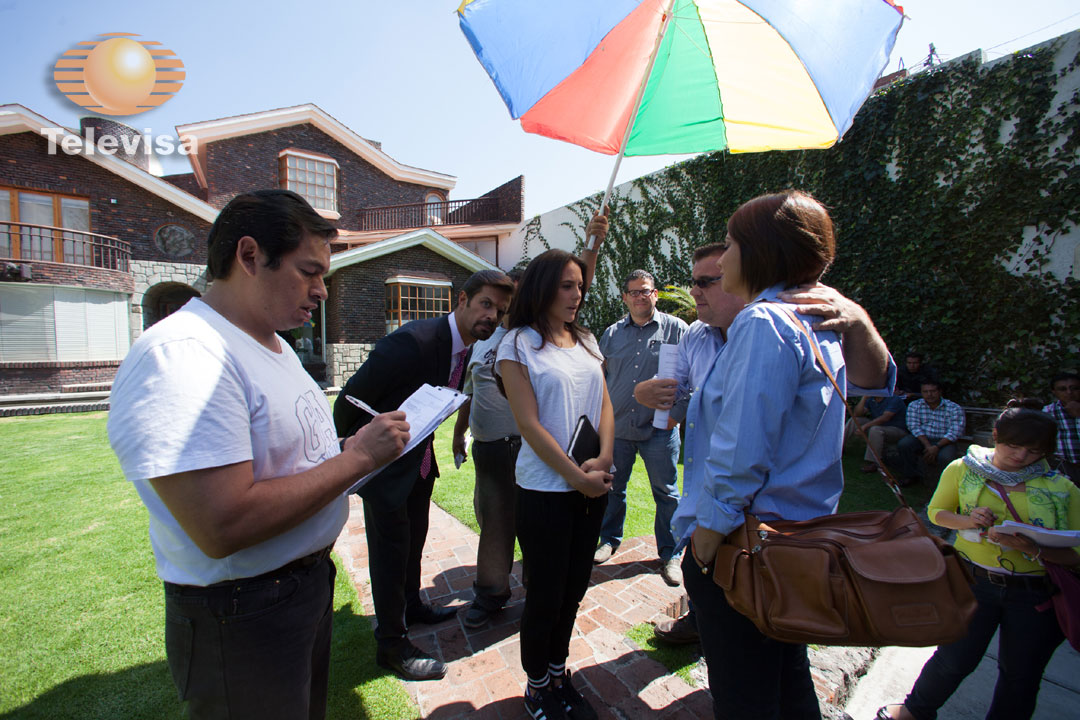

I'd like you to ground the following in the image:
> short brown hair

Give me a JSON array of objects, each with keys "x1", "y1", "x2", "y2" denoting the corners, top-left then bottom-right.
[
  {"x1": 692, "y1": 243, "x2": 726, "y2": 263},
  {"x1": 726, "y1": 190, "x2": 835, "y2": 296}
]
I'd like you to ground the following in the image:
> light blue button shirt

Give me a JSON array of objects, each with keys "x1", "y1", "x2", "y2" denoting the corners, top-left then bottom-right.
[
  {"x1": 671, "y1": 285, "x2": 897, "y2": 546},
  {"x1": 670, "y1": 320, "x2": 726, "y2": 423}
]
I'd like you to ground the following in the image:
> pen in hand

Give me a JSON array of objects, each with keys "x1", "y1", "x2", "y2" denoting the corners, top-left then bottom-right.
[{"x1": 344, "y1": 394, "x2": 379, "y2": 417}]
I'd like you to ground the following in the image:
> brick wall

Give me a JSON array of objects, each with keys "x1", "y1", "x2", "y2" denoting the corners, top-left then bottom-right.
[
  {"x1": 0, "y1": 360, "x2": 120, "y2": 394},
  {"x1": 7, "y1": 260, "x2": 132, "y2": 292},
  {"x1": 201, "y1": 123, "x2": 444, "y2": 228},
  {"x1": 326, "y1": 246, "x2": 474, "y2": 344},
  {"x1": 0, "y1": 131, "x2": 213, "y2": 266},
  {"x1": 160, "y1": 172, "x2": 207, "y2": 199}
]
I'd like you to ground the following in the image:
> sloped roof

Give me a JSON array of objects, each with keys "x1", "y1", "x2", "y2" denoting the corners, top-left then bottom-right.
[
  {"x1": 327, "y1": 227, "x2": 497, "y2": 277},
  {"x1": 177, "y1": 104, "x2": 456, "y2": 192},
  {"x1": 0, "y1": 104, "x2": 219, "y2": 223}
]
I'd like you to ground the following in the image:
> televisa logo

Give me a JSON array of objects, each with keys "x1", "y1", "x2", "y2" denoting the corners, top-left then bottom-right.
[{"x1": 46, "y1": 32, "x2": 194, "y2": 157}]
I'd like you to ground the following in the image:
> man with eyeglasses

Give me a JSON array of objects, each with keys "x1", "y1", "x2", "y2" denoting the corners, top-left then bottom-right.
[
  {"x1": 634, "y1": 242, "x2": 894, "y2": 644},
  {"x1": 594, "y1": 269, "x2": 690, "y2": 585}
]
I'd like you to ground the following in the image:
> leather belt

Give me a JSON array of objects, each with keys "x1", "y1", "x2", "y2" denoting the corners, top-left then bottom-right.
[{"x1": 967, "y1": 561, "x2": 1050, "y2": 591}]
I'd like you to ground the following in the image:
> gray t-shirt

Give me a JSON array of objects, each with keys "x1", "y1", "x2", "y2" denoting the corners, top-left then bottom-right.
[{"x1": 463, "y1": 326, "x2": 519, "y2": 441}]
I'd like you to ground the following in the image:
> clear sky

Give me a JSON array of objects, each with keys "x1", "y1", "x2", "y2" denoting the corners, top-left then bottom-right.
[{"x1": 1, "y1": 0, "x2": 1077, "y2": 219}]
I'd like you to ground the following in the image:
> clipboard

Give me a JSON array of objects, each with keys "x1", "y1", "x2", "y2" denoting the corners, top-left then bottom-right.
[{"x1": 568, "y1": 414, "x2": 601, "y2": 466}]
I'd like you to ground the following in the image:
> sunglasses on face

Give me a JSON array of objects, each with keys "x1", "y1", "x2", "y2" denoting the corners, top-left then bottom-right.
[
  {"x1": 625, "y1": 288, "x2": 656, "y2": 298},
  {"x1": 690, "y1": 275, "x2": 722, "y2": 288}
]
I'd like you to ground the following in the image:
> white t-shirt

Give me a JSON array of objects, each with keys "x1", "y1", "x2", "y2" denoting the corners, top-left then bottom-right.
[
  {"x1": 108, "y1": 298, "x2": 347, "y2": 586},
  {"x1": 496, "y1": 326, "x2": 605, "y2": 492}
]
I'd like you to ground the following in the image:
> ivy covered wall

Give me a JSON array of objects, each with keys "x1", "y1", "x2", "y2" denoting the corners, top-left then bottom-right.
[{"x1": 515, "y1": 35, "x2": 1080, "y2": 406}]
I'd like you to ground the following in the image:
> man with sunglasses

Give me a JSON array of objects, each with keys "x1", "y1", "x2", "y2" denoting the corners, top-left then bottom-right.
[{"x1": 595, "y1": 269, "x2": 689, "y2": 585}]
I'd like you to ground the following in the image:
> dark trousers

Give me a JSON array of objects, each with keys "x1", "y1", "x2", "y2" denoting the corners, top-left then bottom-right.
[
  {"x1": 363, "y1": 470, "x2": 436, "y2": 649},
  {"x1": 472, "y1": 437, "x2": 520, "y2": 609},
  {"x1": 897, "y1": 435, "x2": 961, "y2": 484},
  {"x1": 683, "y1": 552, "x2": 821, "y2": 720},
  {"x1": 516, "y1": 487, "x2": 606, "y2": 681},
  {"x1": 163, "y1": 555, "x2": 336, "y2": 720},
  {"x1": 904, "y1": 572, "x2": 1064, "y2": 720}
]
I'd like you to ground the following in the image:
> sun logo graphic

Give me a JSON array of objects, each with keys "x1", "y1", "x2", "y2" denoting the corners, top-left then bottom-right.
[{"x1": 53, "y1": 33, "x2": 184, "y2": 117}]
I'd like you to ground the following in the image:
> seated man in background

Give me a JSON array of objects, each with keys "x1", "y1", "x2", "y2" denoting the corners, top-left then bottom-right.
[
  {"x1": 844, "y1": 394, "x2": 909, "y2": 474},
  {"x1": 897, "y1": 380, "x2": 965, "y2": 486},
  {"x1": 1043, "y1": 371, "x2": 1080, "y2": 484},
  {"x1": 895, "y1": 351, "x2": 939, "y2": 402}
]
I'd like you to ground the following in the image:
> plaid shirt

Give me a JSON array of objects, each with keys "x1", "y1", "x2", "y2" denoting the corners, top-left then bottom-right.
[
  {"x1": 906, "y1": 398, "x2": 965, "y2": 442},
  {"x1": 1043, "y1": 401, "x2": 1079, "y2": 463}
]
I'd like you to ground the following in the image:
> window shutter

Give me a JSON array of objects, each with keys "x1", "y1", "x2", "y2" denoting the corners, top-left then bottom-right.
[
  {"x1": 0, "y1": 285, "x2": 57, "y2": 361},
  {"x1": 54, "y1": 287, "x2": 89, "y2": 361}
]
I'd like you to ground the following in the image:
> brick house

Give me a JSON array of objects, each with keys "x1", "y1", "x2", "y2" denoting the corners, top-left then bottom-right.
[{"x1": 0, "y1": 103, "x2": 524, "y2": 395}]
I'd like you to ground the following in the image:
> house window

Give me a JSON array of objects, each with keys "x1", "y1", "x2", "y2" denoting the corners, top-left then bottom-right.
[
  {"x1": 425, "y1": 192, "x2": 445, "y2": 225},
  {"x1": 385, "y1": 277, "x2": 452, "y2": 334},
  {"x1": 0, "y1": 284, "x2": 129, "y2": 362},
  {"x1": 279, "y1": 151, "x2": 338, "y2": 213},
  {"x1": 0, "y1": 187, "x2": 90, "y2": 262}
]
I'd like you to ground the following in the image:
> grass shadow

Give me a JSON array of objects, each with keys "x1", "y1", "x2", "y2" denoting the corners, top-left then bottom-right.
[{"x1": 0, "y1": 660, "x2": 179, "y2": 720}]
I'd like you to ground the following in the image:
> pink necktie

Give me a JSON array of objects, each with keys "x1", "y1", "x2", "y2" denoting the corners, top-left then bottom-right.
[{"x1": 420, "y1": 349, "x2": 468, "y2": 479}]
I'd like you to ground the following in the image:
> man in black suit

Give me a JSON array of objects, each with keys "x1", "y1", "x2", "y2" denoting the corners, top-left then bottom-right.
[{"x1": 334, "y1": 269, "x2": 513, "y2": 680}]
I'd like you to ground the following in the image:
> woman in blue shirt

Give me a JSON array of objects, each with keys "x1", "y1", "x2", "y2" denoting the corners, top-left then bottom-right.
[{"x1": 681, "y1": 190, "x2": 848, "y2": 720}]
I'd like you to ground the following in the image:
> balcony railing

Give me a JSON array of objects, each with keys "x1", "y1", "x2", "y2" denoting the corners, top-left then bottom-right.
[
  {"x1": 0, "y1": 222, "x2": 130, "y2": 272},
  {"x1": 357, "y1": 196, "x2": 507, "y2": 232}
]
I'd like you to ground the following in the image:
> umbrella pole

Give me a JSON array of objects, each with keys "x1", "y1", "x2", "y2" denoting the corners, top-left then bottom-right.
[{"x1": 588, "y1": 0, "x2": 676, "y2": 251}]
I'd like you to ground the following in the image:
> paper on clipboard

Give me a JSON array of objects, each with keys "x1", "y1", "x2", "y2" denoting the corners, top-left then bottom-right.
[
  {"x1": 652, "y1": 343, "x2": 679, "y2": 430},
  {"x1": 995, "y1": 520, "x2": 1080, "y2": 548},
  {"x1": 346, "y1": 383, "x2": 468, "y2": 494}
]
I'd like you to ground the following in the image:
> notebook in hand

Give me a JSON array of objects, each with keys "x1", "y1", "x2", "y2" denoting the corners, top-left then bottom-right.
[{"x1": 568, "y1": 414, "x2": 601, "y2": 466}]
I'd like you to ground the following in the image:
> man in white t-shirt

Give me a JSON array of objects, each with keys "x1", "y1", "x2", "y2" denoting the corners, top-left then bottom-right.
[{"x1": 108, "y1": 190, "x2": 409, "y2": 720}]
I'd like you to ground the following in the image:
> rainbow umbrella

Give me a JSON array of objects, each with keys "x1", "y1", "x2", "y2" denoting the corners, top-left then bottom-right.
[{"x1": 458, "y1": 0, "x2": 904, "y2": 221}]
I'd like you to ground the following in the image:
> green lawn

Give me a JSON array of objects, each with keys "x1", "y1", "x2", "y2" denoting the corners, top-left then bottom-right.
[
  {"x1": 0, "y1": 412, "x2": 414, "y2": 720},
  {"x1": 1, "y1": 411, "x2": 926, "y2": 715}
]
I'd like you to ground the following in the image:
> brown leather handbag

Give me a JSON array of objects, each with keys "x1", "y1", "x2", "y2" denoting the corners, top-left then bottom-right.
[{"x1": 709, "y1": 308, "x2": 977, "y2": 647}]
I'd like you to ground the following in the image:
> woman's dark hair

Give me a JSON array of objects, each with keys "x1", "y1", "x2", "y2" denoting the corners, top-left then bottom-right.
[
  {"x1": 505, "y1": 249, "x2": 598, "y2": 359},
  {"x1": 726, "y1": 190, "x2": 835, "y2": 296},
  {"x1": 207, "y1": 190, "x2": 337, "y2": 280},
  {"x1": 995, "y1": 401, "x2": 1058, "y2": 457}
]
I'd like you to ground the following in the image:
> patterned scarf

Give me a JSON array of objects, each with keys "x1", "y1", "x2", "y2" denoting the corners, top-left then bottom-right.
[{"x1": 962, "y1": 444, "x2": 1048, "y2": 486}]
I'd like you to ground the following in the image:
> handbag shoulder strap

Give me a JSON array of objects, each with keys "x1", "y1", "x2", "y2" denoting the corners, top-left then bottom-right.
[
  {"x1": 988, "y1": 480, "x2": 1024, "y2": 522},
  {"x1": 773, "y1": 304, "x2": 911, "y2": 509}
]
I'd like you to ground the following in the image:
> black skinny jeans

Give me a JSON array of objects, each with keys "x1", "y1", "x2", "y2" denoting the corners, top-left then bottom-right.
[
  {"x1": 515, "y1": 487, "x2": 606, "y2": 681},
  {"x1": 904, "y1": 571, "x2": 1064, "y2": 720}
]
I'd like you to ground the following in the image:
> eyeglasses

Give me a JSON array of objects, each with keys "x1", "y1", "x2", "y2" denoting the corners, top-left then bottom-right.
[
  {"x1": 690, "y1": 275, "x2": 722, "y2": 288},
  {"x1": 625, "y1": 288, "x2": 656, "y2": 298}
]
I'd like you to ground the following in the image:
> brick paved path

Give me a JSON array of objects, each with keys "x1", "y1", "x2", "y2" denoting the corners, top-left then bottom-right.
[{"x1": 334, "y1": 495, "x2": 712, "y2": 719}]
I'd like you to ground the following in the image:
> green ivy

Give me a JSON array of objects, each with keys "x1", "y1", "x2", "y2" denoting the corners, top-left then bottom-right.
[{"x1": 527, "y1": 43, "x2": 1080, "y2": 406}]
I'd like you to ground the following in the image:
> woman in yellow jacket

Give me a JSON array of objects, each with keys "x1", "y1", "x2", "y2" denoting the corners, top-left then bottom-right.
[{"x1": 881, "y1": 402, "x2": 1080, "y2": 720}]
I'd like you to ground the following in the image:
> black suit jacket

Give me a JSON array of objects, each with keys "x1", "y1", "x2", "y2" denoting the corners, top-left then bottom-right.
[{"x1": 333, "y1": 316, "x2": 463, "y2": 508}]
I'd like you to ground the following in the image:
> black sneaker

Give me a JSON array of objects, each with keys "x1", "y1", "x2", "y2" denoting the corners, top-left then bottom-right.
[
  {"x1": 524, "y1": 685, "x2": 567, "y2": 720},
  {"x1": 553, "y1": 671, "x2": 597, "y2": 720}
]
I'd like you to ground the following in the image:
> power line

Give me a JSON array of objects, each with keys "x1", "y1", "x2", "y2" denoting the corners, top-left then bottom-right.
[{"x1": 984, "y1": 10, "x2": 1080, "y2": 52}]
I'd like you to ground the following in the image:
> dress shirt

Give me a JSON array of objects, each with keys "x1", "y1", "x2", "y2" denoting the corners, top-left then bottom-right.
[
  {"x1": 670, "y1": 320, "x2": 726, "y2": 423},
  {"x1": 1043, "y1": 400, "x2": 1079, "y2": 463},
  {"x1": 906, "y1": 398, "x2": 965, "y2": 442},
  {"x1": 599, "y1": 311, "x2": 688, "y2": 441},
  {"x1": 671, "y1": 285, "x2": 897, "y2": 545}
]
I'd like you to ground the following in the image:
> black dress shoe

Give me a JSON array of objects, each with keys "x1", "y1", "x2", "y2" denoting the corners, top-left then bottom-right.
[
  {"x1": 405, "y1": 602, "x2": 458, "y2": 626},
  {"x1": 376, "y1": 643, "x2": 448, "y2": 681}
]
